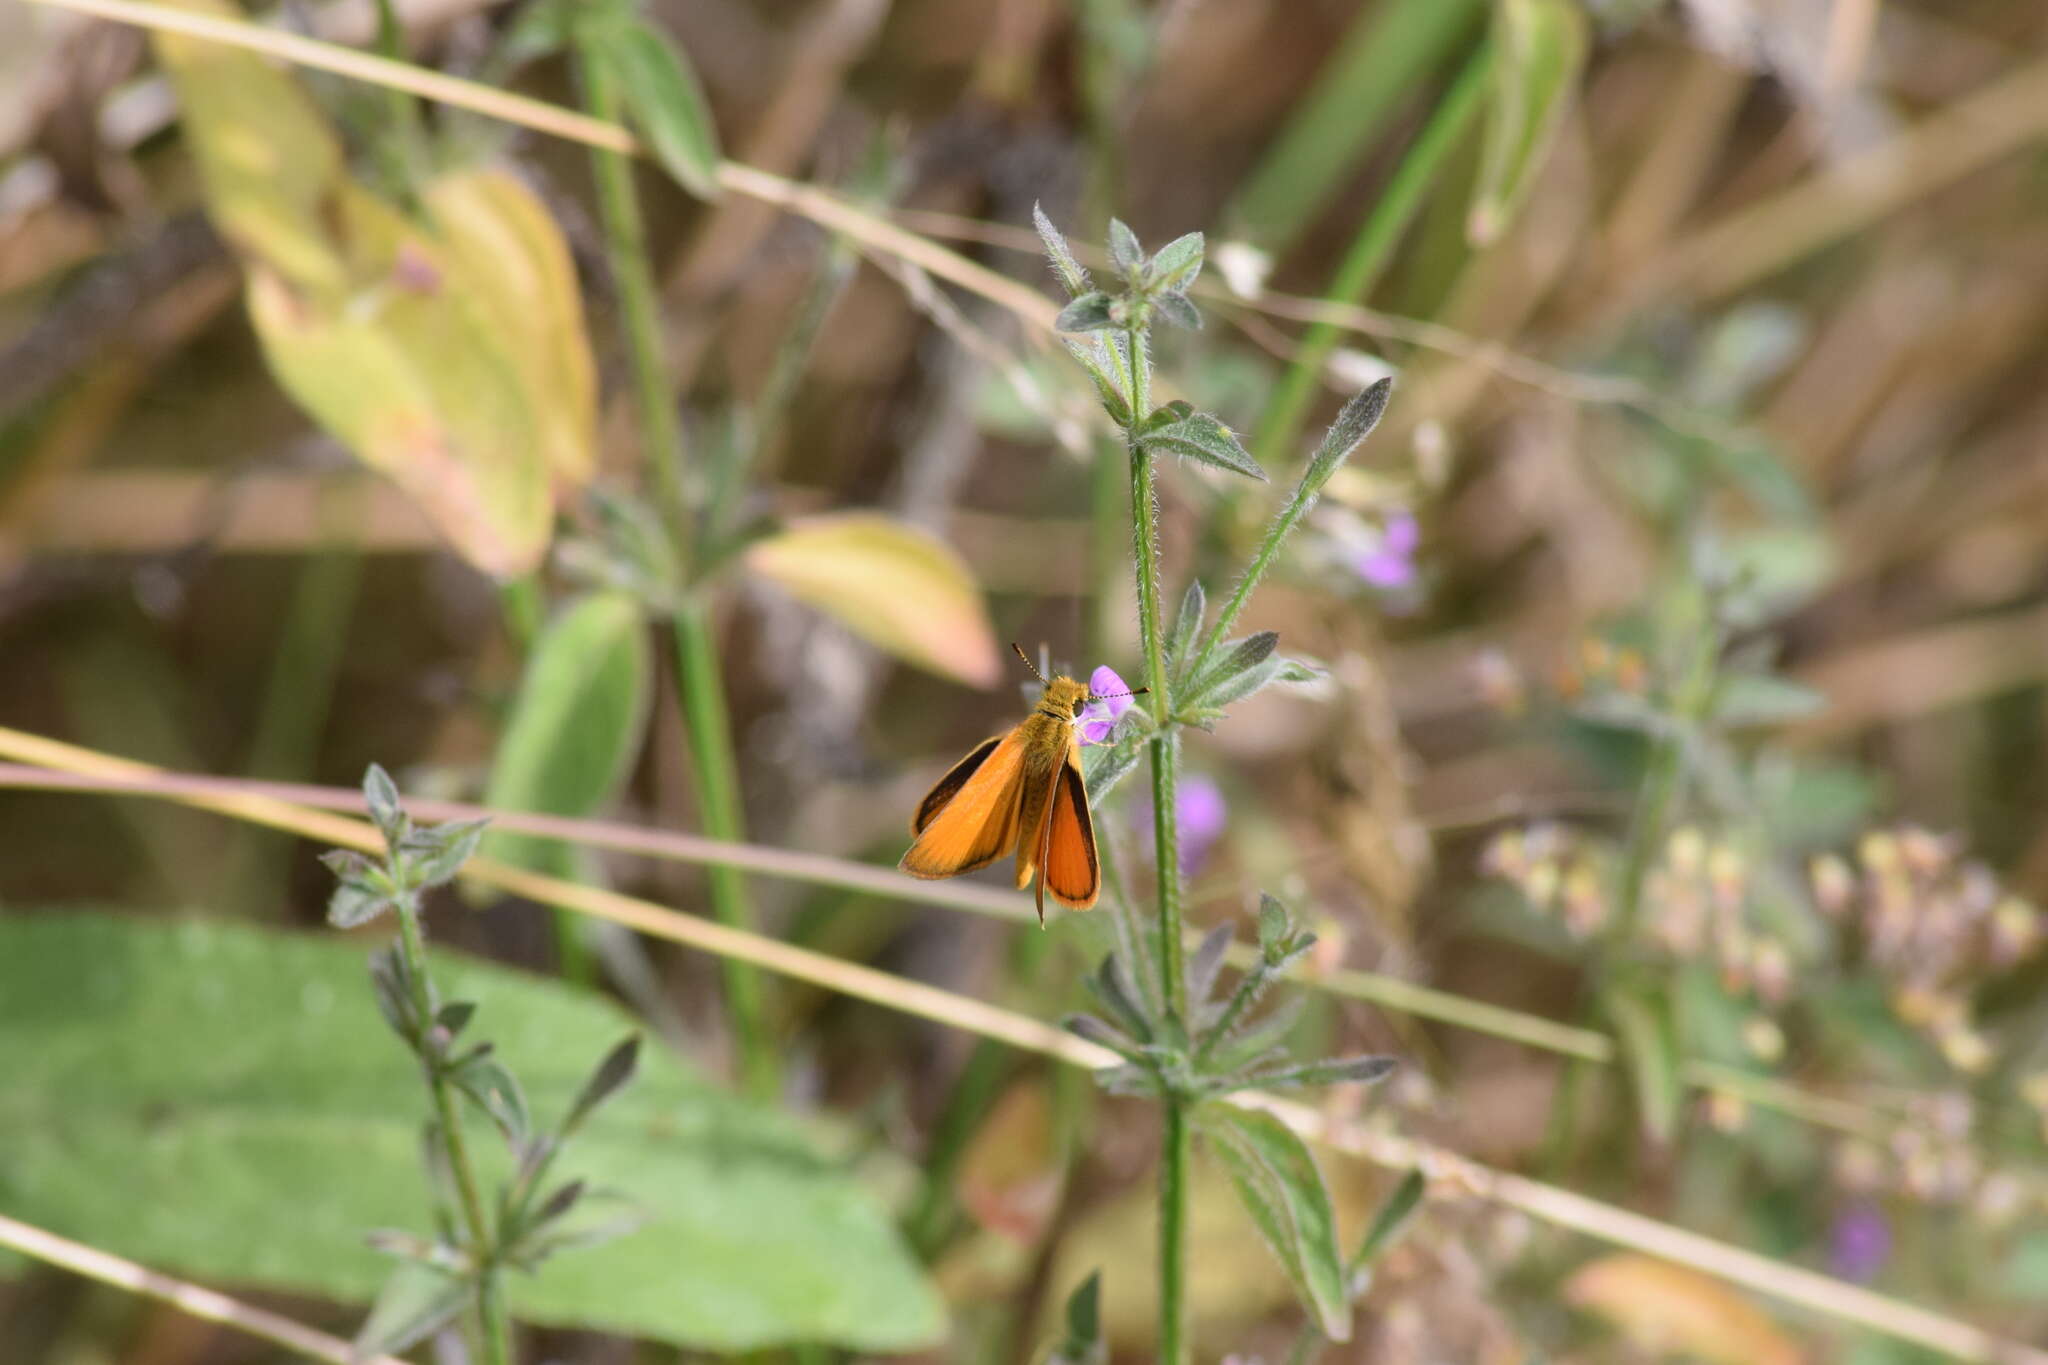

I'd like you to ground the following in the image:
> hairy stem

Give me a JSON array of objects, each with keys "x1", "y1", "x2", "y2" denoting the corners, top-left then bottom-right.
[
  {"x1": 1121, "y1": 318, "x2": 1189, "y2": 1363},
  {"x1": 393, "y1": 897, "x2": 505, "y2": 1365}
]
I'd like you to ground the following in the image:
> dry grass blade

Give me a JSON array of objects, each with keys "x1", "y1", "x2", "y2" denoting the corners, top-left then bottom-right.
[
  {"x1": 18, "y1": 0, "x2": 1054, "y2": 337},
  {"x1": 0, "y1": 760, "x2": 1957, "y2": 1146},
  {"x1": 0, "y1": 1212, "x2": 406, "y2": 1365},
  {"x1": 0, "y1": 734, "x2": 2041, "y2": 1363}
]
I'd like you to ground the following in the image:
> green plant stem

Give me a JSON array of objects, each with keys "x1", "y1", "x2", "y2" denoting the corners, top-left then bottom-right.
[
  {"x1": 673, "y1": 603, "x2": 775, "y2": 1095},
  {"x1": 1119, "y1": 319, "x2": 1189, "y2": 1364},
  {"x1": 1248, "y1": 40, "x2": 1494, "y2": 476},
  {"x1": 577, "y1": 42, "x2": 774, "y2": 1096},
  {"x1": 1193, "y1": 448, "x2": 1340, "y2": 674},
  {"x1": 577, "y1": 48, "x2": 690, "y2": 545},
  {"x1": 393, "y1": 897, "x2": 506, "y2": 1365},
  {"x1": 1158, "y1": 1097, "x2": 1190, "y2": 1363}
]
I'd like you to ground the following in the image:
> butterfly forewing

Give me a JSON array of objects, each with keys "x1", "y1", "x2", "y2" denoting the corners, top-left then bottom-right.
[
  {"x1": 900, "y1": 729, "x2": 1030, "y2": 879},
  {"x1": 912, "y1": 734, "x2": 1004, "y2": 835}
]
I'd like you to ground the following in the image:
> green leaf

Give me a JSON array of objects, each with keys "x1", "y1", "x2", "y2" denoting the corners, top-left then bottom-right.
[
  {"x1": 1605, "y1": 981, "x2": 1683, "y2": 1145},
  {"x1": 354, "y1": 1261, "x2": 471, "y2": 1359},
  {"x1": 1107, "y1": 218, "x2": 1144, "y2": 279},
  {"x1": 1303, "y1": 378, "x2": 1393, "y2": 490},
  {"x1": 1257, "y1": 893, "x2": 1291, "y2": 962},
  {"x1": 1054, "y1": 291, "x2": 1119, "y2": 334},
  {"x1": 1351, "y1": 1168, "x2": 1426, "y2": 1273},
  {"x1": 1045, "y1": 1269, "x2": 1106, "y2": 1365},
  {"x1": 562, "y1": 1035, "x2": 641, "y2": 1137},
  {"x1": 744, "y1": 513, "x2": 1002, "y2": 687},
  {"x1": 586, "y1": 14, "x2": 722, "y2": 199},
  {"x1": 448, "y1": 1050, "x2": 530, "y2": 1146},
  {"x1": 1185, "y1": 630, "x2": 1279, "y2": 701},
  {"x1": 1711, "y1": 672, "x2": 1825, "y2": 729},
  {"x1": 403, "y1": 817, "x2": 490, "y2": 889},
  {"x1": 480, "y1": 593, "x2": 653, "y2": 882},
  {"x1": 1032, "y1": 202, "x2": 1090, "y2": 298},
  {"x1": 1199, "y1": 1105, "x2": 1352, "y2": 1340},
  {"x1": 362, "y1": 764, "x2": 404, "y2": 845},
  {"x1": 1469, "y1": 0, "x2": 1587, "y2": 246},
  {"x1": 1145, "y1": 231, "x2": 1204, "y2": 291},
  {"x1": 1167, "y1": 580, "x2": 1207, "y2": 679},
  {"x1": 327, "y1": 880, "x2": 392, "y2": 930},
  {"x1": 1151, "y1": 290, "x2": 1203, "y2": 331},
  {"x1": 0, "y1": 913, "x2": 943, "y2": 1351},
  {"x1": 1142, "y1": 412, "x2": 1266, "y2": 481}
]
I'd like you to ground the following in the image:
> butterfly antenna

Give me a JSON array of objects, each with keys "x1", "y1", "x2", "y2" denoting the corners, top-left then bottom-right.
[
  {"x1": 1010, "y1": 642, "x2": 1049, "y2": 685},
  {"x1": 1088, "y1": 685, "x2": 1151, "y2": 702}
]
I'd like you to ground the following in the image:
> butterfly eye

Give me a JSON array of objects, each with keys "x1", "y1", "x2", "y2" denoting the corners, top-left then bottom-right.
[{"x1": 1072, "y1": 698, "x2": 1089, "y2": 717}]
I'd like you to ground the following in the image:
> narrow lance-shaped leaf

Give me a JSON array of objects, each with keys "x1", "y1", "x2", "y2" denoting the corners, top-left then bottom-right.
[
  {"x1": 1304, "y1": 377, "x2": 1394, "y2": 490},
  {"x1": 1469, "y1": 0, "x2": 1587, "y2": 245},
  {"x1": 1032, "y1": 202, "x2": 1090, "y2": 298},
  {"x1": 1166, "y1": 579, "x2": 1207, "y2": 680},
  {"x1": 584, "y1": 13, "x2": 723, "y2": 199},
  {"x1": 1107, "y1": 218, "x2": 1143, "y2": 279},
  {"x1": 563, "y1": 1034, "x2": 642, "y2": 1137},
  {"x1": 1143, "y1": 411, "x2": 1266, "y2": 481},
  {"x1": 1351, "y1": 1169, "x2": 1426, "y2": 1275},
  {"x1": 353, "y1": 1262, "x2": 471, "y2": 1360},
  {"x1": 1201, "y1": 1106, "x2": 1353, "y2": 1340},
  {"x1": 1605, "y1": 982, "x2": 1682, "y2": 1146}
]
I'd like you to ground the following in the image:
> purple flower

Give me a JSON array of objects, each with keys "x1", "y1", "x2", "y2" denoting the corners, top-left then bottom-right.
[
  {"x1": 1137, "y1": 774, "x2": 1229, "y2": 876},
  {"x1": 1351, "y1": 511, "x2": 1419, "y2": 589},
  {"x1": 1076, "y1": 665, "x2": 1133, "y2": 745},
  {"x1": 1176, "y1": 775, "x2": 1228, "y2": 876},
  {"x1": 1828, "y1": 1202, "x2": 1890, "y2": 1283}
]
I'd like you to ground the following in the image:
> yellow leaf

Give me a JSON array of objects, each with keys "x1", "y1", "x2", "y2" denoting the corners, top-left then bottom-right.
[
  {"x1": 745, "y1": 514, "x2": 1002, "y2": 688},
  {"x1": 150, "y1": 0, "x2": 347, "y2": 295},
  {"x1": 1565, "y1": 1254, "x2": 1803, "y2": 1365},
  {"x1": 423, "y1": 168, "x2": 598, "y2": 490},
  {"x1": 245, "y1": 187, "x2": 553, "y2": 578}
]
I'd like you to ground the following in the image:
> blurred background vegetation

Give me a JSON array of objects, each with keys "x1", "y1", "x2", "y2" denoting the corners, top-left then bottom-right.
[{"x1": 3, "y1": 0, "x2": 2048, "y2": 1361}]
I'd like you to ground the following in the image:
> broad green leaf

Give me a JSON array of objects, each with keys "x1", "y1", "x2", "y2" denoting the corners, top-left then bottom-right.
[
  {"x1": 1468, "y1": 0, "x2": 1587, "y2": 246},
  {"x1": 1199, "y1": 1105, "x2": 1351, "y2": 1340},
  {"x1": 745, "y1": 513, "x2": 1001, "y2": 687},
  {"x1": 585, "y1": 14, "x2": 722, "y2": 199},
  {"x1": 1604, "y1": 981, "x2": 1683, "y2": 1146},
  {"x1": 424, "y1": 167, "x2": 599, "y2": 488},
  {"x1": 0, "y1": 913, "x2": 943, "y2": 1351},
  {"x1": 481, "y1": 593, "x2": 652, "y2": 881},
  {"x1": 150, "y1": 0, "x2": 347, "y2": 294}
]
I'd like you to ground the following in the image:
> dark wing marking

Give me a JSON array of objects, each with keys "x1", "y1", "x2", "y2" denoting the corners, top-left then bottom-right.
[{"x1": 912, "y1": 734, "x2": 1004, "y2": 835}]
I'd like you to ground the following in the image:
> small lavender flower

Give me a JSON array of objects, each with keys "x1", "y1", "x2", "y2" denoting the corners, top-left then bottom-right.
[
  {"x1": 1176, "y1": 775, "x2": 1227, "y2": 876},
  {"x1": 1828, "y1": 1202, "x2": 1890, "y2": 1283},
  {"x1": 1137, "y1": 774, "x2": 1228, "y2": 876},
  {"x1": 1351, "y1": 511, "x2": 1419, "y2": 588},
  {"x1": 1076, "y1": 665, "x2": 1132, "y2": 745}
]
